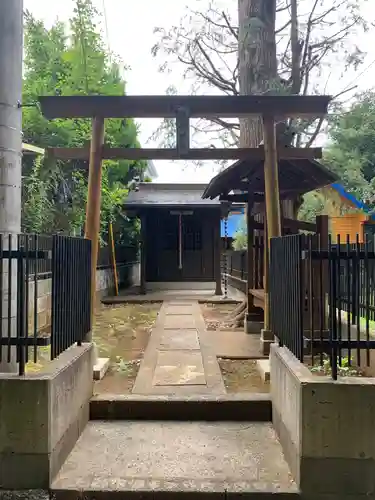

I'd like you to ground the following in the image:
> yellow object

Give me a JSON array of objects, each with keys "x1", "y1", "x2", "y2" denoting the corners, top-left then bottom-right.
[{"x1": 109, "y1": 222, "x2": 119, "y2": 296}]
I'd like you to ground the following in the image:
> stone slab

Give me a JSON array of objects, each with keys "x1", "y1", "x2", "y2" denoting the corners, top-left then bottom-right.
[
  {"x1": 164, "y1": 315, "x2": 196, "y2": 329},
  {"x1": 51, "y1": 421, "x2": 298, "y2": 495},
  {"x1": 159, "y1": 329, "x2": 200, "y2": 350},
  {"x1": 208, "y1": 331, "x2": 267, "y2": 359},
  {"x1": 153, "y1": 350, "x2": 206, "y2": 386},
  {"x1": 164, "y1": 305, "x2": 194, "y2": 315},
  {"x1": 93, "y1": 357, "x2": 110, "y2": 381}
]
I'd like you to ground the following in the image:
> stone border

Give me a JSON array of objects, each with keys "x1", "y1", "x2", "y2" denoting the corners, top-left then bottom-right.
[
  {"x1": 52, "y1": 483, "x2": 301, "y2": 500},
  {"x1": 90, "y1": 393, "x2": 272, "y2": 422},
  {"x1": 271, "y1": 344, "x2": 375, "y2": 497},
  {"x1": 0, "y1": 344, "x2": 94, "y2": 490}
]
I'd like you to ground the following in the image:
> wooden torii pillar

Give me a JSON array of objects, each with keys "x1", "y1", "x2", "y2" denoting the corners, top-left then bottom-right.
[
  {"x1": 85, "y1": 117, "x2": 105, "y2": 336},
  {"x1": 262, "y1": 115, "x2": 281, "y2": 336}
]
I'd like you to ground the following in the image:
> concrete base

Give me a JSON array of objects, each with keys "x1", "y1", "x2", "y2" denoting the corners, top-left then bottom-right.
[
  {"x1": 260, "y1": 329, "x2": 274, "y2": 356},
  {"x1": 93, "y1": 357, "x2": 110, "y2": 381},
  {"x1": 90, "y1": 393, "x2": 272, "y2": 421},
  {"x1": 245, "y1": 313, "x2": 264, "y2": 334},
  {"x1": 245, "y1": 320, "x2": 264, "y2": 334},
  {"x1": 271, "y1": 344, "x2": 375, "y2": 497},
  {"x1": 0, "y1": 344, "x2": 94, "y2": 490},
  {"x1": 147, "y1": 281, "x2": 216, "y2": 291},
  {"x1": 256, "y1": 359, "x2": 270, "y2": 382}
]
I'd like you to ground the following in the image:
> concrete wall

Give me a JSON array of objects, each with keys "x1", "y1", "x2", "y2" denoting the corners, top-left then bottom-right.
[
  {"x1": 0, "y1": 344, "x2": 93, "y2": 489},
  {"x1": 29, "y1": 263, "x2": 137, "y2": 331},
  {"x1": 271, "y1": 344, "x2": 375, "y2": 499}
]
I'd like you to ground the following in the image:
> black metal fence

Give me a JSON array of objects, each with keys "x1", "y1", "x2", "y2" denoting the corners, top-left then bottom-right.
[
  {"x1": 0, "y1": 233, "x2": 91, "y2": 375},
  {"x1": 334, "y1": 236, "x2": 375, "y2": 322},
  {"x1": 97, "y1": 244, "x2": 138, "y2": 269},
  {"x1": 227, "y1": 250, "x2": 247, "y2": 281},
  {"x1": 270, "y1": 233, "x2": 375, "y2": 379},
  {"x1": 51, "y1": 235, "x2": 91, "y2": 359}
]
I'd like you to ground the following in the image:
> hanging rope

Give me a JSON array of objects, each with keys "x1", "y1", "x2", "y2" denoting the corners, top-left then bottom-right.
[{"x1": 223, "y1": 213, "x2": 229, "y2": 299}]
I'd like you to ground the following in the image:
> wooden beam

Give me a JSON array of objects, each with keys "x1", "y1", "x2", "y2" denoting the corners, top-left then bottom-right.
[
  {"x1": 84, "y1": 116, "x2": 105, "y2": 335},
  {"x1": 282, "y1": 217, "x2": 317, "y2": 233},
  {"x1": 39, "y1": 95, "x2": 331, "y2": 120},
  {"x1": 47, "y1": 146, "x2": 322, "y2": 162},
  {"x1": 214, "y1": 213, "x2": 222, "y2": 296},
  {"x1": 220, "y1": 193, "x2": 264, "y2": 203},
  {"x1": 220, "y1": 190, "x2": 303, "y2": 203}
]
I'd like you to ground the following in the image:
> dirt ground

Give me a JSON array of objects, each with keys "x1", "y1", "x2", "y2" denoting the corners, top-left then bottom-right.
[
  {"x1": 218, "y1": 358, "x2": 269, "y2": 393},
  {"x1": 200, "y1": 303, "x2": 243, "y2": 331},
  {"x1": 25, "y1": 303, "x2": 160, "y2": 393},
  {"x1": 93, "y1": 303, "x2": 160, "y2": 395}
]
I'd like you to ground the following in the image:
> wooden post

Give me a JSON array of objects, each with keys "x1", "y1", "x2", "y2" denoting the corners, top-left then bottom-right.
[
  {"x1": 263, "y1": 115, "x2": 282, "y2": 242},
  {"x1": 84, "y1": 116, "x2": 105, "y2": 339},
  {"x1": 246, "y1": 199, "x2": 255, "y2": 312},
  {"x1": 262, "y1": 115, "x2": 282, "y2": 333},
  {"x1": 263, "y1": 220, "x2": 270, "y2": 330},
  {"x1": 214, "y1": 211, "x2": 222, "y2": 295},
  {"x1": 140, "y1": 213, "x2": 147, "y2": 295},
  {"x1": 315, "y1": 214, "x2": 329, "y2": 331},
  {"x1": 108, "y1": 221, "x2": 119, "y2": 296}
]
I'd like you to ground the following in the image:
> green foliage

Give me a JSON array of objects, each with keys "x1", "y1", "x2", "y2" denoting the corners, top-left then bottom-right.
[
  {"x1": 299, "y1": 91, "x2": 375, "y2": 222},
  {"x1": 310, "y1": 355, "x2": 362, "y2": 377},
  {"x1": 22, "y1": 0, "x2": 146, "y2": 241},
  {"x1": 324, "y1": 91, "x2": 375, "y2": 208},
  {"x1": 232, "y1": 216, "x2": 247, "y2": 250}
]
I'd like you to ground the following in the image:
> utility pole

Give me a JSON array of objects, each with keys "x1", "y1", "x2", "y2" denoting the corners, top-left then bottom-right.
[{"x1": 0, "y1": 1, "x2": 23, "y2": 373}]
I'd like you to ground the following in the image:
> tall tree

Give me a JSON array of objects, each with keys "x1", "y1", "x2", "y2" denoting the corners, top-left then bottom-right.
[
  {"x1": 238, "y1": 0, "x2": 277, "y2": 147},
  {"x1": 152, "y1": 0, "x2": 368, "y2": 147},
  {"x1": 22, "y1": 0, "x2": 146, "y2": 242}
]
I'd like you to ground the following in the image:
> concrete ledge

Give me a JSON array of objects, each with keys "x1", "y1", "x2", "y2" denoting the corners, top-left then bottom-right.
[
  {"x1": 271, "y1": 344, "x2": 375, "y2": 497},
  {"x1": 90, "y1": 393, "x2": 272, "y2": 422},
  {"x1": 256, "y1": 359, "x2": 270, "y2": 382},
  {"x1": 93, "y1": 357, "x2": 110, "y2": 381},
  {"x1": 0, "y1": 344, "x2": 94, "y2": 490},
  {"x1": 0, "y1": 492, "x2": 49, "y2": 500},
  {"x1": 147, "y1": 281, "x2": 216, "y2": 291},
  {"x1": 52, "y1": 485, "x2": 301, "y2": 500}
]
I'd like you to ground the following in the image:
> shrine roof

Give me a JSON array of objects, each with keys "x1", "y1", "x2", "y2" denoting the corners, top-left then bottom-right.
[{"x1": 124, "y1": 183, "x2": 221, "y2": 209}]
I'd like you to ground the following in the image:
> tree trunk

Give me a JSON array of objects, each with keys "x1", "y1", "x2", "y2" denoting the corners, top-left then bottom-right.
[
  {"x1": 230, "y1": 0, "x2": 277, "y2": 327},
  {"x1": 238, "y1": 0, "x2": 277, "y2": 147}
]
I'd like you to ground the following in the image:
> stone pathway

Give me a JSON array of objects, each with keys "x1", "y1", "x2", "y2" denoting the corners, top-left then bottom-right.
[
  {"x1": 132, "y1": 301, "x2": 226, "y2": 395},
  {"x1": 52, "y1": 421, "x2": 298, "y2": 497}
]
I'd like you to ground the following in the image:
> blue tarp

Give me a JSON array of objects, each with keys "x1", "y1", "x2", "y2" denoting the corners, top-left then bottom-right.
[
  {"x1": 221, "y1": 209, "x2": 245, "y2": 237},
  {"x1": 331, "y1": 182, "x2": 375, "y2": 220}
]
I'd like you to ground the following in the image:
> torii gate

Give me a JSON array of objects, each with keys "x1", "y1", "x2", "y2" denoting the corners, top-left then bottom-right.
[{"x1": 38, "y1": 94, "x2": 331, "y2": 337}]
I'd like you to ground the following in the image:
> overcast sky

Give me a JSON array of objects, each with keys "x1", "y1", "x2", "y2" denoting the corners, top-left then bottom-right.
[{"x1": 24, "y1": 0, "x2": 375, "y2": 183}]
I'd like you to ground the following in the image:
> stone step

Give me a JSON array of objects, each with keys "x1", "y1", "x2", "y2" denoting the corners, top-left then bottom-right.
[
  {"x1": 90, "y1": 393, "x2": 272, "y2": 422},
  {"x1": 51, "y1": 420, "x2": 299, "y2": 499}
]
